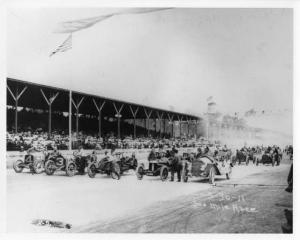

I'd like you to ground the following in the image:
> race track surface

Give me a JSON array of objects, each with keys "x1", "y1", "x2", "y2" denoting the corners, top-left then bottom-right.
[{"x1": 6, "y1": 160, "x2": 292, "y2": 233}]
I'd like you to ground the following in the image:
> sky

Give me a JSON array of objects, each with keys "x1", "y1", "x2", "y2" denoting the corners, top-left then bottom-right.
[{"x1": 7, "y1": 8, "x2": 293, "y2": 117}]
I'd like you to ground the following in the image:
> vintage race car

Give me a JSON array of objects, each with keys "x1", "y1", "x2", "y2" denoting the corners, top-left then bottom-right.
[
  {"x1": 44, "y1": 151, "x2": 87, "y2": 176},
  {"x1": 86, "y1": 153, "x2": 122, "y2": 180},
  {"x1": 136, "y1": 152, "x2": 171, "y2": 181},
  {"x1": 232, "y1": 150, "x2": 249, "y2": 165},
  {"x1": 115, "y1": 152, "x2": 138, "y2": 174},
  {"x1": 256, "y1": 151, "x2": 280, "y2": 166},
  {"x1": 13, "y1": 149, "x2": 45, "y2": 174},
  {"x1": 183, "y1": 155, "x2": 232, "y2": 184}
]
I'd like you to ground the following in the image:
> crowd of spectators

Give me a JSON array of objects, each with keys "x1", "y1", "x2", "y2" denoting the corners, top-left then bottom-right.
[{"x1": 7, "y1": 130, "x2": 201, "y2": 152}]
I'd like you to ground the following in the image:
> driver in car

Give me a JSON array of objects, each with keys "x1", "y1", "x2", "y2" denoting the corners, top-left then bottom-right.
[{"x1": 148, "y1": 148, "x2": 156, "y2": 161}]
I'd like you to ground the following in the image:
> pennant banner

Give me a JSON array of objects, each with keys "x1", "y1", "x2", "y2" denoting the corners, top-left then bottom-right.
[
  {"x1": 50, "y1": 34, "x2": 72, "y2": 57},
  {"x1": 50, "y1": 8, "x2": 171, "y2": 57},
  {"x1": 54, "y1": 8, "x2": 171, "y2": 34}
]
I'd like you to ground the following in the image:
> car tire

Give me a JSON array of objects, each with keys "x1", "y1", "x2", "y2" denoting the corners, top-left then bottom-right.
[
  {"x1": 111, "y1": 162, "x2": 121, "y2": 180},
  {"x1": 133, "y1": 159, "x2": 138, "y2": 171},
  {"x1": 136, "y1": 165, "x2": 144, "y2": 180},
  {"x1": 209, "y1": 166, "x2": 216, "y2": 185},
  {"x1": 182, "y1": 163, "x2": 189, "y2": 183},
  {"x1": 66, "y1": 162, "x2": 76, "y2": 177},
  {"x1": 87, "y1": 164, "x2": 97, "y2": 178},
  {"x1": 45, "y1": 160, "x2": 55, "y2": 175},
  {"x1": 13, "y1": 159, "x2": 24, "y2": 173},
  {"x1": 33, "y1": 160, "x2": 44, "y2": 174},
  {"x1": 160, "y1": 166, "x2": 169, "y2": 181}
]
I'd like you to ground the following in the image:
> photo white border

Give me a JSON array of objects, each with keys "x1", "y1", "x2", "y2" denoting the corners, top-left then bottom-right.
[{"x1": 0, "y1": 0, "x2": 298, "y2": 240}]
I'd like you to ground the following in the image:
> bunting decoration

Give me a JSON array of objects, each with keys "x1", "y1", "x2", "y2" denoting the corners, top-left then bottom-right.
[
  {"x1": 50, "y1": 34, "x2": 72, "y2": 57},
  {"x1": 50, "y1": 8, "x2": 171, "y2": 57}
]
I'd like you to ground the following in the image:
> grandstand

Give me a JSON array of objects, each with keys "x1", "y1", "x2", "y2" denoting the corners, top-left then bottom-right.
[{"x1": 7, "y1": 78, "x2": 200, "y2": 150}]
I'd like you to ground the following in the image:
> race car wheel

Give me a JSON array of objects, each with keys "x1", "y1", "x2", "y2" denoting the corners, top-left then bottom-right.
[
  {"x1": 66, "y1": 162, "x2": 76, "y2": 177},
  {"x1": 33, "y1": 160, "x2": 44, "y2": 174},
  {"x1": 160, "y1": 166, "x2": 169, "y2": 181},
  {"x1": 209, "y1": 166, "x2": 216, "y2": 185},
  {"x1": 87, "y1": 164, "x2": 97, "y2": 178},
  {"x1": 13, "y1": 160, "x2": 24, "y2": 173},
  {"x1": 182, "y1": 169, "x2": 189, "y2": 182},
  {"x1": 136, "y1": 165, "x2": 144, "y2": 180},
  {"x1": 45, "y1": 160, "x2": 56, "y2": 175},
  {"x1": 111, "y1": 162, "x2": 121, "y2": 180},
  {"x1": 181, "y1": 162, "x2": 189, "y2": 182},
  {"x1": 132, "y1": 159, "x2": 138, "y2": 170}
]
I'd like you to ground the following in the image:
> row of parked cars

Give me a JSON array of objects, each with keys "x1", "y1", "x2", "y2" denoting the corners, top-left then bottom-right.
[
  {"x1": 12, "y1": 144, "x2": 286, "y2": 184},
  {"x1": 12, "y1": 146, "x2": 234, "y2": 185},
  {"x1": 13, "y1": 149, "x2": 137, "y2": 180},
  {"x1": 231, "y1": 146, "x2": 283, "y2": 166}
]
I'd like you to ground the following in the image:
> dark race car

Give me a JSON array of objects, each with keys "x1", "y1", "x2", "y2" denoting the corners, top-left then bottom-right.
[
  {"x1": 116, "y1": 152, "x2": 138, "y2": 175},
  {"x1": 232, "y1": 149, "x2": 249, "y2": 165},
  {"x1": 44, "y1": 150, "x2": 88, "y2": 176},
  {"x1": 86, "y1": 152, "x2": 122, "y2": 180},
  {"x1": 256, "y1": 150, "x2": 280, "y2": 166}
]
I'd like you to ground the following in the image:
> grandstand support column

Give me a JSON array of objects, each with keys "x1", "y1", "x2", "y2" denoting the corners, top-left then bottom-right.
[
  {"x1": 72, "y1": 96, "x2": 85, "y2": 137},
  {"x1": 40, "y1": 89, "x2": 59, "y2": 137},
  {"x1": 186, "y1": 116, "x2": 190, "y2": 137},
  {"x1": 69, "y1": 90, "x2": 72, "y2": 150},
  {"x1": 167, "y1": 113, "x2": 174, "y2": 138},
  {"x1": 143, "y1": 108, "x2": 153, "y2": 137},
  {"x1": 93, "y1": 99, "x2": 106, "y2": 137},
  {"x1": 113, "y1": 103, "x2": 124, "y2": 139},
  {"x1": 177, "y1": 115, "x2": 183, "y2": 139},
  {"x1": 7, "y1": 85, "x2": 27, "y2": 133},
  {"x1": 156, "y1": 111, "x2": 164, "y2": 138},
  {"x1": 129, "y1": 106, "x2": 139, "y2": 139}
]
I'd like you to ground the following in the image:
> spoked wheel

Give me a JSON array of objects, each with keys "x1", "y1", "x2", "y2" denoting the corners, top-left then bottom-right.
[
  {"x1": 45, "y1": 160, "x2": 56, "y2": 175},
  {"x1": 136, "y1": 165, "x2": 144, "y2": 180},
  {"x1": 181, "y1": 162, "x2": 189, "y2": 182},
  {"x1": 209, "y1": 166, "x2": 216, "y2": 185},
  {"x1": 111, "y1": 162, "x2": 121, "y2": 180},
  {"x1": 13, "y1": 160, "x2": 24, "y2": 173},
  {"x1": 66, "y1": 162, "x2": 76, "y2": 177},
  {"x1": 87, "y1": 164, "x2": 97, "y2": 178},
  {"x1": 33, "y1": 160, "x2": 44, "y2": 174},
  {"x1": 160, "y1": 166, "x2": 169, "y2": 181},
  {"x1": 132, "y1": 159, "x2": 138, "y2": 171}
]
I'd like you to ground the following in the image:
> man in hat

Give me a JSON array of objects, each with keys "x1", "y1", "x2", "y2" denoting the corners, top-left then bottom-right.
[{"x1": 169, "y1": 146, "x2": 181, "y2": 182}]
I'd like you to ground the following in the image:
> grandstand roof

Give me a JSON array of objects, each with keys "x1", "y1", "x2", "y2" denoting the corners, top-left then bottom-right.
[{"x1": 7, "y1": 78, "x2": 199, "y2": 121}]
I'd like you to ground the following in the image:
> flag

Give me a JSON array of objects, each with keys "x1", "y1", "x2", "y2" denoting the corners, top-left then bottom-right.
[
  {"x1": 53, "y1": 8, "x2": 171, "y2": 34},
  {"x1": 50, "y1": 8, "x2": 171, "y2": 57},
  {"x1": 54, "y1": 14, "x2": 113, "y2": 34},
  {"x1": 50, "y1": 34, "x2": 72, "y2": 57}
]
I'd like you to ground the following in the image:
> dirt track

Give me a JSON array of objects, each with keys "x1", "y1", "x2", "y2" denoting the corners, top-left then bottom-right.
[{"x1": 6, "y1": 160, "x2": 292, "y2": 233}]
